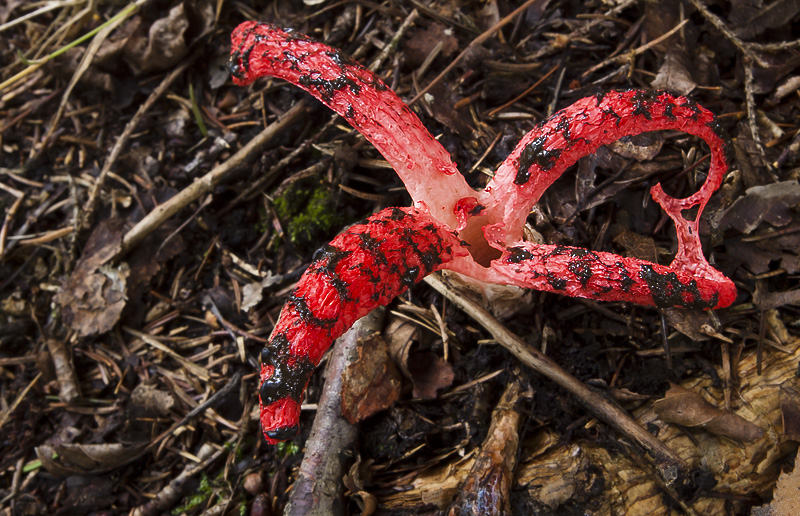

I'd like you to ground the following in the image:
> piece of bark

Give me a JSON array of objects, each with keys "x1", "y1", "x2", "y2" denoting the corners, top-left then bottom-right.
[{"x1": 446, "y1": 376, "x2": 529, "y2": 516}]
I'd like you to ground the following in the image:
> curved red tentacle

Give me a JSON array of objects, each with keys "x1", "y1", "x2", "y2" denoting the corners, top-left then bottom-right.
[
  {"x1": 477, "y1": 90, "x2": 730, "y2": 247},
  {"x1": 228, "y1": 22, "x2": 474, "y2": 230},
  {"x1": 258, "y1": 207, "x2": 466, "y2": 443}
]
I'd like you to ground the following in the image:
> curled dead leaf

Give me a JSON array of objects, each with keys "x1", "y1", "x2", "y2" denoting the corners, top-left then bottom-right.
[
  {"x1": 56, "y1": 262, "x2": 129, "y2": 337},
  {"x1": 123, "y1": 3, "x2": 189, "y2": 74},
  {"x1": 651, "y1": 48, "x2": 697, "y2": 95},
  {"x1": 55, "y1": 219, "x2": 127, "y2": 337},
  {"x1": 36, "y1": 442, "x2": 149, "y2": 477},
  {"x1": 653, "y1": 384, "x2": 764, "y2": 443},
  {"x1": 241, "y1": 271, "x2": 281, "y2": 312},
  {"x1": 384, "y1": 315, "x2": 454, "y2": 400},
  {"x1": 662, "y1": 308, "x2": 713, "y2": 342},
  {"x1": 408, "y1": 351, "x2": 454, "y2": 400}
]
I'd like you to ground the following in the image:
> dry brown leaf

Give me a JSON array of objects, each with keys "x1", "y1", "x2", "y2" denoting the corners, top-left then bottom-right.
[
  {"x1": 241, "y1": 271, "x2": 281, "y2": 312},
  {"x1": 385, "y1": 316, "x2": 421, "y2": 379},
  {"x1": 130, "y1": 383, "x2": 175, "y2": 416},
  {"x1": 662, "y1": 308, "x2": 713, "y2": 342},
  {"x1": 719, "y1": 181, "x2": 800, "y2": 234},
  {"x1": 651, "y1": 48, "x2": 697, "y2": 95},
  {"x1": 123, "y1": 3, "x2": 189, "y2": 74},
  {"x1": 58, "y1": 477, "x2": 115, "y2": 515},
  {"x1": 343, "y1": 455, "x2": 379, "y2": 515},
  {"x1": 404, "y1": 23, "x2": 459, "y2": 67},
  {"x1": 408, "y1": 350, "x2": 454, "y2": 400},
  {"x1": 730, "y1": 0, "x2": 800, "y2": 39},
  {"x1": 779, "y1": 387, "x2": 800, "y2": 442},
  {"x1": 383, "y1": 314, "x2": 452, "y2": 400},
  {"x1": 427, "y1": 82, "x2": 474, "y2": 136},
  {"x1": 726, "y1": 237, "x2": 782, "y2": 275},
  {"x1": 612, "y1": 229, "x2": 658, "y2": 262},
  {"x1": 644, "y1": 0, "x2": 681, "y2": 53},
  {"x1": 36, "y1": 442, "x2": 149, "y2": 477},
  {"x1": 48, "y1": 47, "x2": 116, "y2": 92},
  {"x1": 55, "y1": 219, "x2": 128, "y2": 337},
  {"x1": 653, "y1": 384, "x2": 765, "y2": 443}
]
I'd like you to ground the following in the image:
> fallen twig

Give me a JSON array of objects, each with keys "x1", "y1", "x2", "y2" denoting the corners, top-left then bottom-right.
[
  {"x1": 285, "y1": 310, "x2": 384, "y2": 516},
  {"x1": 117, "y1": 101, "x2": 309, "y2": 259},
  {"x1": 424, "y1": 273, "x2": 689, "y2": 484}
]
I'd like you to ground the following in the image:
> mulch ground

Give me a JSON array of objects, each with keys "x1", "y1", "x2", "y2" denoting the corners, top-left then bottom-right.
[{"x1": 1, "y1": 1, "x2": 800, "y2": 515}]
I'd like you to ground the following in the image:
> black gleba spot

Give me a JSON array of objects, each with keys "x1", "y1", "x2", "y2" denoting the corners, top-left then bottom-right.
[
  {"x1": 515, "y1": 136, "x2": 563, "y2": 185},
  {"x1": 266, "y1": 425, "x2": 298, "y2": 442}
]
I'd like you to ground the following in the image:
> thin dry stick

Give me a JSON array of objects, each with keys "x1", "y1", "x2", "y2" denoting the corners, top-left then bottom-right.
[
  {"x1": 218, "y1": 106, "x2": 328, "y2": 213},
  {"x1": 424, "y1": 273, "x2": 688, "y2": 482},
  {"x1": 16, "y1": 226, "x2": 75, "y2": 246},
  {"x1": 81, "y1": 52, "x2": 201, "y2": 233},
  {"x1": 368, "y1": 9, "x2": 418, "y2": 72},
  {"x1": 487, "y1": 63, "x2": 561, "y2": 118},
  {"x1": 131, "y1": 441, "x2": 228, "y2": 516},
  {"x1": 409, "y1": 0, "x2": 544, "y2": 105},
  {"x1": 45, "y1": 337, "x2": 80, "y2": 403},
  {"x1": 0, "y1": 0, "x2": 84, "y2": 34},
  {"x1": 580, "y1": 18, "x2": 690, "y2": 79},
  {"x1": 685, "y1": 0, "x2": 781, "y2": 170},
  {"x1": 117, "y1": 101, "x2": 309, "y2": 258},
  {"x1": 527, "y1": 0, "x2": 638, "y2": 62},
  {"x1": 0, "y1": 184, "x2": 24, "y2": 256},
  {"x1": 285, "y1": 310, "x2": 384, "y2": 516},
  {"x1": 0, "y1": 373, "x2": 41, "y2": 432},
  {"x1": 0, "y1": 187, "x2": 64, "y2": 259},
  {"x1": 685, "y1": 0, "x2": 769, "y2": 67}
]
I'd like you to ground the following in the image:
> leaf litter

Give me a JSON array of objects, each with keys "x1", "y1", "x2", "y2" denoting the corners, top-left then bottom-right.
[{"x1": 1, "y1": 0, "x2": 800, "y2": 514}]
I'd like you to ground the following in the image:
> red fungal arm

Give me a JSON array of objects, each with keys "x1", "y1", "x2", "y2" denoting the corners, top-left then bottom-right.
[
  {"x1": 448, "y1": 90, "x2": 736, "y2": 309},
  {"x1": 258, "y1": 207, "x2": 466, "y2": 443},
  {"x1": 229, "y1": 22, "x2": 737, "y2": 443},
  {"x1": 477, "y1": 90, "x2": 731, "y2": 247},
  {"x1": 228, "y1": 22, "x2": 474, "y2": 230},
  {"x1": 466, "y1": 243, "x2": 735, "y2": 309}
]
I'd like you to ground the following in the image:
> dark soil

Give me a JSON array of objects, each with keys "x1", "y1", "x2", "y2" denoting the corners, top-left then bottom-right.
[{"x1": 1, "y1": 1, "x2": 799, "y2": 515}]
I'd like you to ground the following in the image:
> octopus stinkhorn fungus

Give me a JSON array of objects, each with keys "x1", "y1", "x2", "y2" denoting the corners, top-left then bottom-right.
[{"x1": 228, "y1": 21, "x2": 736, "y2": 443}]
